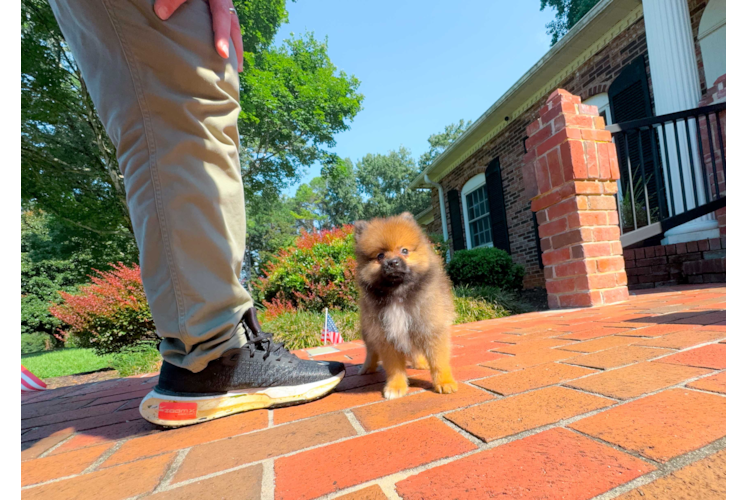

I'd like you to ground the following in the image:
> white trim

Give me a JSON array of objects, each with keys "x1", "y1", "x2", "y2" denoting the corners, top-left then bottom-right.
[
  {"x1": 582, "y1": 93, "x2": 611, "y2": 125},
  {"x1": 460, "y1": 174, "x2": 493, "y2": 250}
]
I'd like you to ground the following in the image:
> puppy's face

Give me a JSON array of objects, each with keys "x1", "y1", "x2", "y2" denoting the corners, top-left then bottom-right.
[{"x1": 354, "y1": 213, "x2": 433, "y2": 292}]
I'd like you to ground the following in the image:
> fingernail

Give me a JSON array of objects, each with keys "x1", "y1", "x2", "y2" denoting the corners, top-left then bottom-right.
[
  {"x1": 219, "y1": 41, "x2": 229, "y2": 58},
  {"x1": 155, "y1": 6, "x2": 169, "y2": 20}
]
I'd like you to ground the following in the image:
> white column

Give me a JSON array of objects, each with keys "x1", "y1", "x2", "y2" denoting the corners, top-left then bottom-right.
[{"x1": 643, "y1": 0, "x2": 719, "y2": 244}]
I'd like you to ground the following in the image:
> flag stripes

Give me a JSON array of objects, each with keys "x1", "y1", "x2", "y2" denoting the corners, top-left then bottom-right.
[{"x1": 22, "y1": 365, "x2": 47, "y2": 392}]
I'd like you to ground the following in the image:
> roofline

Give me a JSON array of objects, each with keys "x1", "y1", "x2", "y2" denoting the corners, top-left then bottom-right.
[{"x1": 410, "y1": 0, "x2": 633, "y2": 189}]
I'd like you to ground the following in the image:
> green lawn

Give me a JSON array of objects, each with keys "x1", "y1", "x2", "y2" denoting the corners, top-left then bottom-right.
[
  {"x1": 21, "y1": 346, "x2": 161, "y2": 379},
  {"x1": 22, "y1": 348, "x2": 113, "y2": 379}
]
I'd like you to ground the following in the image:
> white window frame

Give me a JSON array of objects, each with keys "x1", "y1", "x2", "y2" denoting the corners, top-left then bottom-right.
[
  {"x1": 583, "y1": 93, "x2": 611, "y2": 126},
  {"x1": 698, "y1": 0, "x2": 726, "y2": 87},
  {"x1": 461, "y1": 173, "x2": 493, "y2": 250}
]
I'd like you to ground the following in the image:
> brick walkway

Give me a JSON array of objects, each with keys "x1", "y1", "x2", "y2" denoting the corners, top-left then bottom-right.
[{"x1": 21, "y1": 285, "x2": 726, "y2": 499}]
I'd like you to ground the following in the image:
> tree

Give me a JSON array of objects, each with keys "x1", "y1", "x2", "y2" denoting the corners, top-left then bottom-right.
[
  {"x1": 418, "y1": 119, "x2": 473, "y2": 170},
  {"x1": 289, "y1": 177, "x2": 329, "y2": 232},
  {"x1": 239, "y1": 33, "x2": 363, "y2": 210},
  {"x1": 356, "y1": 147, "x2": 430, "y2": 219},
  {"x1": 540, "y1": 0, "x2": 603, "y2": 45},
  {"x1": 21, "y1": 0, "x2": 133, "y2": 248},
  {"x1": 320, "y1": 157, "x2": 362, "y2": 227}
]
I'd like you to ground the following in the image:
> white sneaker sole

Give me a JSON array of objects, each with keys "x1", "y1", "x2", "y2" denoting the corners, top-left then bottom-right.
[{"x1": 139, "y1": 371, "x2": 344, "y2": 427}]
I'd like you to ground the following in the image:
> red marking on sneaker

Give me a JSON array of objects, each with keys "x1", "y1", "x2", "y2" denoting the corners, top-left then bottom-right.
[{"x1": 158, "y1": 402, "x2": 197, "y2": 421}]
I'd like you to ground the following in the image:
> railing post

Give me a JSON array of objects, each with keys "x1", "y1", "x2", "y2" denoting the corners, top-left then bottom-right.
[{"x1": 523, "y1": 89, "x2": 629, "y2": 308}]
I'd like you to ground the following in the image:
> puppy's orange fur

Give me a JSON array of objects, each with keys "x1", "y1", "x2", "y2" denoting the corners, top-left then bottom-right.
[{"x1": 354, "y1": 212, "x2": 457, "y2": 399}]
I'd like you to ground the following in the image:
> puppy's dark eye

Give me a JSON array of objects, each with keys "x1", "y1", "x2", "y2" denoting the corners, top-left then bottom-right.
[
  {"x1": 377, "y1": 253, "x2": 385, "y2": 261},
  {"x1": 401, "y1": 248, "x2": 409, "y2": 256}
]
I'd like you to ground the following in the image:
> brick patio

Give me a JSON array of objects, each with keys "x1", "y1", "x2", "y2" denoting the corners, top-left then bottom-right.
[{"x1": 21, "y1": 284, "x2": 726, "y2": 499}]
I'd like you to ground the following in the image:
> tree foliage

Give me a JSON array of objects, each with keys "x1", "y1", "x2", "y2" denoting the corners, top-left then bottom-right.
[
  {"x1": 21, "y1": 0, "x2": 132, "y2": 247},
  {"x1": 418, "y1": 119, "x2": 473, "y2": 170},
  {"x1": 356, "y1": 147, "x2": 430, "y2": 219},
  {"x1": 239, "y1": 32, "x2": 363, "y2": 210},
  {"x1": 540, "y1": 0, "x2": 603, "y2": 45}
]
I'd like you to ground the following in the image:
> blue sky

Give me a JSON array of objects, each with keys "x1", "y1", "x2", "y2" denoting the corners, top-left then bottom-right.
[{"x1": 276, "y1": 0, "x2": 557, "y2": 195}]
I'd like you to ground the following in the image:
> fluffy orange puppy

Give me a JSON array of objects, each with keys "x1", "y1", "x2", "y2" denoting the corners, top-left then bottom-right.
[{"x1": 354, "y1": 212, "x2": 457, "y2": 399}]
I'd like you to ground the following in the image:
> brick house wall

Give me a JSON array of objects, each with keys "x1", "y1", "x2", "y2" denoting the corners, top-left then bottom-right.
[
  {"x1": 426, "y1": 2, "x2": 713, "y2": 290},
  {"x1": 624, "y1": 236, "x2": 725, "y2": 288}
]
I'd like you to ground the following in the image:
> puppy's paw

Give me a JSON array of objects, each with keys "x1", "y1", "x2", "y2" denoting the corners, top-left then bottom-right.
[
  {"x1": 434, "y1": 377, "x2": 459, "y2": 395},
  {"x1": 383, "y1": 379, "x2": 408, "y2": 400},
  {"x1": 358, "y1": 364, "x2": 378, "y2": 375},
  {"x1": 410, "y1": 354, "x2": 429, "y2": 370}
]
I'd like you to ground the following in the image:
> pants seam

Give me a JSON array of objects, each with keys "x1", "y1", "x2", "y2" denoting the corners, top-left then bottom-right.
[{"x1": 100, "y1": 0, "x2": 190, "y2": 339}]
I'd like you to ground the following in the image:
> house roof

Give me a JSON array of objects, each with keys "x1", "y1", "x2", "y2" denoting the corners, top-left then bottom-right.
[{"x1": 410, "y1": 0, "x2": 643, "y2": 189}]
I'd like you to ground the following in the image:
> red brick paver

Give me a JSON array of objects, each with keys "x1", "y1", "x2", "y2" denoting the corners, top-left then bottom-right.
[
  {"x1": 22, "y1": 453, "x2": 175, "y2": 500},
  {"x1": 687, "y1": 371, "x2": 726, "y2": 394},
  {"x1": 446, "y1": 386, "x2": 614, "y2": 441},
  {"x1": 655, "y1": 343, "x2": 727, "y2": 370},
  {"x1": 145, "y1": 465, "x2": 263, "y2": 500},
  {"x1": 614, "y1": 449, "x2": 726, "y2": 499},
  {"x1": 102, "y1": 409, "x2": 268, "y2": 467},
  {"x1": 565, "y1": 345, "x2": 670, "y2": 369},
  {"x1": 570, "y1": 389, "x2": 726, "y2": 462},
  {"x1": 333, "y1": 485, "x2": 389, "y2": 500},
  {"x1": 473, "y1": 362, "x2": 595, "y2": 395},
  {"x1": 566, "y1": 362, "x2": 712, "y2": 399},
  {"x1": 274, "y1": 418, "x2": 475, "y2": 500},
  {"x1": 172, "y1": 412, "x2": 356, "y2": 483},
  {"x1": 20, "y1": 285, "x2": 727, "y2": 499},
  {"x1": 396, "y1": 428, "x2": 655, "y2": 499}
]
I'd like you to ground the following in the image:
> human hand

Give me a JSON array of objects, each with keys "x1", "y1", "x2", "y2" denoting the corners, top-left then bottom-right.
[{"x1": 154, "y1": 0, "x2": 244, "y2": 72}]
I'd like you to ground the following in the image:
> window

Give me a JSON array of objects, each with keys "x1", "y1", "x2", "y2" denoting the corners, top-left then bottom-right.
[
  {"x1": 583, "y1": 93, "x2": 611, "y2": 125},
  {"x1": 461, "y1": 174, "x2": 493, "y2": 249},
  {"x1": 698, "y1": 0, "x2": 725, "y2": 87}
]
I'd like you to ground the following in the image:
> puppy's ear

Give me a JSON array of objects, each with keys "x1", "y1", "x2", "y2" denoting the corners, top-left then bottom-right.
[
  {"x1": 353, "y1": 220, "x2": 369, "y2": 241},
  {"x1": 400, "y1": 212, "x2": 415, "y2": 221}
]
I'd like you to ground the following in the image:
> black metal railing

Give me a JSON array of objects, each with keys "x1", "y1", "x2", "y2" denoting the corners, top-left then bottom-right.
[{"x1": 606, "y1": 101, "x2": 726, "y2": 246}]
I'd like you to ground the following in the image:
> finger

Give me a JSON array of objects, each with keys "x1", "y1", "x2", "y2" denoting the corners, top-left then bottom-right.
[
  {"x1": 230, "y1": 12, "x2": 244, "y2": 72},
  {"x1": 209, "y1": 0, "x2": 231, "y2": 59},
  {"x1": 154, "y1": 0, "x2": 187, "y2": 21}
]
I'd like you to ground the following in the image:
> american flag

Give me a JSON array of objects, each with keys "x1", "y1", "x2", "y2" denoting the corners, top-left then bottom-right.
[
  {"x1": 22, "y1": 365, "x2": 46, "y2": 392},
  {"x1": 321, "y1": 310, "x2": 343, "y2": 345}
]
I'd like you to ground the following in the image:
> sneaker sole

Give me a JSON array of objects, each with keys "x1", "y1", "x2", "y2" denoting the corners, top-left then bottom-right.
[{"x1": 139, "y1": 371, "x2": 345, "y2": 427}]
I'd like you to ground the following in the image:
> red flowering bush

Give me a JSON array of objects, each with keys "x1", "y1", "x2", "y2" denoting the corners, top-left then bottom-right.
[
  {"x1": 254, "y1": 226, "x2": 358, "y2": 313},
  {"x1": 50, "y1": 263, "x2": 157, "y2": 354}
]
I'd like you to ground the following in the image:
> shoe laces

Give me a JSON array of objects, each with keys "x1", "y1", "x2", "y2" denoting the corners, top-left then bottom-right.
[{"x1": 240, "y1": 318, "x2": 291, "y2": 362}]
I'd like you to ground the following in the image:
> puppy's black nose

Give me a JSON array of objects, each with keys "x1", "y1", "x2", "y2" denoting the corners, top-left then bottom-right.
[{"x1": 384, "y1": 257, "x2": 403, "y2": 270}]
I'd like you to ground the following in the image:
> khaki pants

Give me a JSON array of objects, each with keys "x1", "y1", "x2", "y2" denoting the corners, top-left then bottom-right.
[{"x1": 48, "y1": 0, "x2": 251, "y2": 372}]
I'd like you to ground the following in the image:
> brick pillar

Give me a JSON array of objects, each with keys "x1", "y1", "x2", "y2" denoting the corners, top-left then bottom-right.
[{"x1": 523, "y1": 89, "x2": 629, "y2": 308}]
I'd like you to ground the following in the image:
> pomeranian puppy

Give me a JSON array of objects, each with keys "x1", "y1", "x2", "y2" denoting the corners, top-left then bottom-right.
[{"x1": 354, "y1": 212, "x2": 457, "y2": 400}]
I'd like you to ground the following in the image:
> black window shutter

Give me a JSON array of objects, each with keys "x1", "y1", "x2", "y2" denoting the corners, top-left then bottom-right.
[
  {"x1": 485, "y1": 157, "x2": 511, "y2": 253},
  {"x1": 608, "y1": 55, "x2": 665, "y2": 218},
  {"x1": 609, "y1": 55, "x2": 653, "y2": 123},
  {"x1": 447, "y1": 189, "x2": 465, "y2": 251}
]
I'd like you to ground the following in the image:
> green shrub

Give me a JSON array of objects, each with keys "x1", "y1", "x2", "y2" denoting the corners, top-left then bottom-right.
[
  {"x1": 453, "y1": 295, "x2": 511, "y2": 324},
  {"x1": 258, "y1": 309, "x2": 359, "y2": 350},
  {"x1": 254, "y1": 226, "x2": 358, "y2": 313},
  {"x1": 453, "y1": 285, "x2": 534, "y2": 315},
  {"x1": 50, "y1": 263, "x2": 157, "y2": 355},
  {"x1": 21, "y1": 256, "x2": 80, "y2": 338},
  {"x1": 21, "y1": 333, "x2": 53, "y2": 354},
  {"x1": 446, "y1": 247, "x2": 525, "y2": 291}
]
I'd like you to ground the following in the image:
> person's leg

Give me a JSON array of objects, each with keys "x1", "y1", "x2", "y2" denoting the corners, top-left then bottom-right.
[
  {"x1": 48, "y1": 0, "x2": 345, "y2": 426},
  {"x1": 48, "y1": 0, "x2": 249, "y2": 373}
]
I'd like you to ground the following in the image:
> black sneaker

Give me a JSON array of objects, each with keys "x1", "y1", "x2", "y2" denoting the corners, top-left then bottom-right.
[{"x1": 140, "y1": 308, "x2": 345, "y2": 427}]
